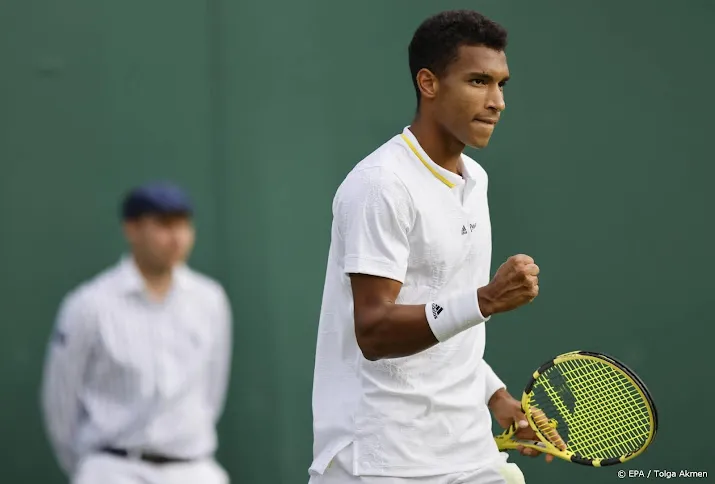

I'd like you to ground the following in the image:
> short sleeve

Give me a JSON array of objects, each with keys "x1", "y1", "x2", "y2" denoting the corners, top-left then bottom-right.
[{"x1": 336, "y1": 168, "x2": 414, "y2": 283}]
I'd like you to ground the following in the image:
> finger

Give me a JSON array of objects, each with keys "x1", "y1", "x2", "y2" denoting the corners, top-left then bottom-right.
[
  {"x1": 521, "y1": 447, "x2": 540, "y2": 458},
  {"x1": 514, "y1": 427, "x2": 538, "y2": 441},
  {"x1": 545, "y1": 454, "x2": 554, "y2": 463},
  {"x1": 514, "y1": 413, "x2": 529, "y2": 429},
  {"x1": 524, "y1": 263, "x2": 540, "y2": 276},
  {"x1": 511, "y1": 254, "x2": 534, "y2": 266},
  {"x1": 524, "y1": 275, "x2": 538, "y2": 287},
  {"x1": 523, "y1": 278, "x2": 539, "y2": 301}
]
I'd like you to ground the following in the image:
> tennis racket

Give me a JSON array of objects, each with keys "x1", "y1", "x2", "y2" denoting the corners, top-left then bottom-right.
[{"x1": 494, "y1": 350, "x2": 658, "y2": 467}]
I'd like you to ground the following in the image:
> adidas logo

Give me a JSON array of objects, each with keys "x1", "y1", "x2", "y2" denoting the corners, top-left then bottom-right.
[
  {"x1": 461, "y1": 225, "x2": 467, "y2": 235},
  {"x1": 431, "y1": 303, "x2": 444, "y2": 319}
]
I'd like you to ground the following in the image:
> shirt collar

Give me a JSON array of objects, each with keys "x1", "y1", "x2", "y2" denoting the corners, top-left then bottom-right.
[
  {"x1": 117, "y1": 254, "x2": 191, "y2": 295},
  {"x1": 400, "y1": 126, "x2": 474, "y2": 188}
]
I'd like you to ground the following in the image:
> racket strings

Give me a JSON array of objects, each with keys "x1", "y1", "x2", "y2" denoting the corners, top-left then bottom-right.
[
  {"x1": 559, "y1": 360, "x2": 650, "y2": 456},
  {"x1": 561, "y1": 368, "x2": 646, "y2": 456},
  {"x1": 544, "y1": 361, "x2": 648, "y2": 457},
  {"x1": 531, "y1": 358, "x2": 651, "y2": 459},
  {"x1": 544, "y1": 360, "x2": 649, "y2": 456}
]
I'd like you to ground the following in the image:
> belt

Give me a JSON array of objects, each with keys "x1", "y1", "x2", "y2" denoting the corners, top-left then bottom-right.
[{"x1": 100, "y1": 447, "x2": 193, "y2": 465}]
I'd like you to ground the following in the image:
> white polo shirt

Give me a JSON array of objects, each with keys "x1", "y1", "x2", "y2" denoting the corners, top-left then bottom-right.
[{"x1": 310, "y1": 127, "x2": 507, "y2": 478}]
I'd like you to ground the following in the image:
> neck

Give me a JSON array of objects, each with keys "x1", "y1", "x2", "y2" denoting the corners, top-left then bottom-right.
[
  {"x1": 133, "y1": 256, "x2": 174, "y2": 301},
  {"x1": 409, "y1": 112, "x2": 465, "y2": 175}
]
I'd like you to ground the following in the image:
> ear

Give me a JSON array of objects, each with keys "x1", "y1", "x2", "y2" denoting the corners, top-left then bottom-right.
[
  {"x1": 416, "y1": 68, "x2": 439, "y2": 101},
  {"x1": 122, "y1": 220, "x2": 138, "y2": 243}
]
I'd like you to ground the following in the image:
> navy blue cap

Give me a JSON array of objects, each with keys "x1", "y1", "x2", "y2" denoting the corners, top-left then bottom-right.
[{"x1": 121, "y1": 181, "x2": 193, "y2": 220}]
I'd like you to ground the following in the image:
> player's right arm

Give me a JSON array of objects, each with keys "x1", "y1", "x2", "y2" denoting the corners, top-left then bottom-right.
[
  {"x1": 338, "y1": 167, "x2": 539, "y2": 361},
  {"x1": 350, "y1": 274, "x2": 439, "y2": 360},
  {"x1": 40, "y1": 292, "x2": 97, "y2": 475}
]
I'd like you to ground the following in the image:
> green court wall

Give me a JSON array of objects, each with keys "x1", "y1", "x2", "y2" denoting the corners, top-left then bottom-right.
[{"x1": 1, "y1": 1, "x2": 712, "y2": 482}]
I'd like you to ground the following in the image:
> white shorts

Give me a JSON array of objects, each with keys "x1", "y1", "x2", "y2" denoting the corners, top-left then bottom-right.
[
  {"x1": 72, "y1": 452, "x2": 230, "y2": 484},
  {"x1": 308, "y1": 445, "x2": 525, "y2": 484}
]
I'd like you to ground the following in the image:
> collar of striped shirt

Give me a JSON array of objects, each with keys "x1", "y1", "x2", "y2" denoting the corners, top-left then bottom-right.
[{"x1": 117, "y1": 254, "x2": 193, "y2": 295}]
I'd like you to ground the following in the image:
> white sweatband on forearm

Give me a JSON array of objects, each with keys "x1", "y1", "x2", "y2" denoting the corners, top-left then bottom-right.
[{"x1": 425, "y1": 290, "x2": 490, "y2": 342}]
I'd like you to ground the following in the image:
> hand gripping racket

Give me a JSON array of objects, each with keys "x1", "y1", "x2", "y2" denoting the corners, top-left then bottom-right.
[{"x1": 494, "y1": 350, "x2": 658, "y2": 467}]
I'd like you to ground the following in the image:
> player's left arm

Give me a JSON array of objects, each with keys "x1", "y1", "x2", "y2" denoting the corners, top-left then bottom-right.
[
  {"x1": 485, "y1": 362, "x2": 552, "y2": 460},
  {"x1": 484, "y1": 361, "x2": 523, "y2": 427}
]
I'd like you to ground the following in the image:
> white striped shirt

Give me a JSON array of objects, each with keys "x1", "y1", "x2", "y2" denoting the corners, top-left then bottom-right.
[{"x1": 40, "y1": 256, "x2": 232, "y2": 475}]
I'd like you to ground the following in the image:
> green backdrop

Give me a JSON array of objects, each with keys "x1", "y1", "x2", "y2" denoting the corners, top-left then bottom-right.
[{"x1": 1, "y1": 1, "x2": 712, "y2": 482}]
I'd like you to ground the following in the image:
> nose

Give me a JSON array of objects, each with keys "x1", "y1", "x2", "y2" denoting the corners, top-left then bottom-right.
[{"x1": 486, "y1": 85, "x2": 506, "y2": 113}]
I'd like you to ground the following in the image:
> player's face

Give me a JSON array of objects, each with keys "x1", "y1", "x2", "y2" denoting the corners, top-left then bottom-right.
[
  {"x1": 434, "y1": 45, "x2": 509, "y2": 149},
  {"x1": 125, "y1": 214, "x2": 195, "y2": 272}
]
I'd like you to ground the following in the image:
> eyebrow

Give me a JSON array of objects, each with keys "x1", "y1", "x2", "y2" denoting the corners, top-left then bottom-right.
[{"x1": 468, "y1": 72, "x2": 510, "y2": 84}]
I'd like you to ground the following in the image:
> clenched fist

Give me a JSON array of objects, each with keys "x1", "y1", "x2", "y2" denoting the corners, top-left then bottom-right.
[{"x1": 477, "y1": 254, "x2": 539, "y2": 317}]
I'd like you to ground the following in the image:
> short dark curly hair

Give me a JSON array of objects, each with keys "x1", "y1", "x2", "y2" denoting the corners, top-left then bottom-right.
[{"x1": 408, "y1": 10, "x2": 508, "y2": 105}]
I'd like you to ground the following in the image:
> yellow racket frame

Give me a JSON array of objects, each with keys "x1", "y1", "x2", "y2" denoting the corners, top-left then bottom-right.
[{"x1": 494, "y1": 350, "x2": 658, "y2": 467}]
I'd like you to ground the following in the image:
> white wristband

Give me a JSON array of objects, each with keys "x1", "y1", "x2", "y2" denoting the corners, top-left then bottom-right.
[{"x1": 425, "y1": 290, "x2": 490, "y2": 342}]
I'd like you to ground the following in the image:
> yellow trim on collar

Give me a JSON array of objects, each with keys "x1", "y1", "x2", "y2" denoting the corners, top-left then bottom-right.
[{"x1": 400, "y1": 134, "x2": 455, "y2": 188}]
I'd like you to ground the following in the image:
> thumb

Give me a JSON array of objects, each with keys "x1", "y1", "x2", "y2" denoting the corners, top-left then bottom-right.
[{"x1": 514, "y1": 410, "x2": 528, "y2": 429}]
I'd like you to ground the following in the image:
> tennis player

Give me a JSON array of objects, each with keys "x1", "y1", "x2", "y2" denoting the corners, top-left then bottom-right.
[{"x1": 309, "y1": 10, "x2": 549, "y2": 484}]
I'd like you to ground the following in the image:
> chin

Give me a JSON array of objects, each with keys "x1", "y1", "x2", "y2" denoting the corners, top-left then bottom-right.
[
  {"x1": 459, "y1": 129, "x2": 492, "y2": 149},
  {"x1": 465, "y1": 136, "x2": 491, "y2": 149}
]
